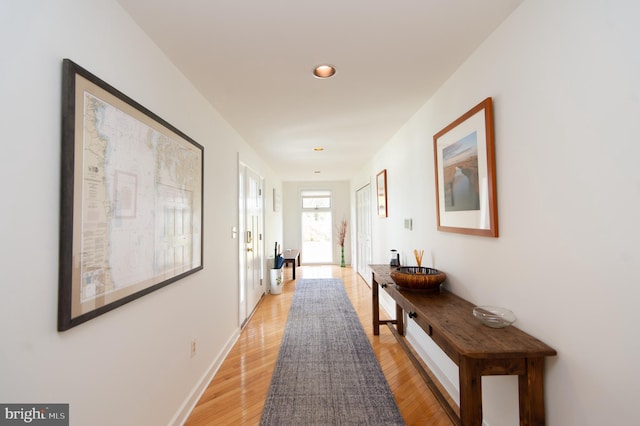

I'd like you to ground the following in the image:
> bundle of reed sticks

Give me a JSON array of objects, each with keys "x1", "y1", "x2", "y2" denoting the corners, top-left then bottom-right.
[{"x1": 414, "y1": 249, "x2": 424, "y2": 268}]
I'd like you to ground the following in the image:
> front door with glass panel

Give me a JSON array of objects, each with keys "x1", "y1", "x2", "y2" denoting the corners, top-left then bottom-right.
[{"x1": 301, "y1": 190, "x2": 332, "y2": 264}]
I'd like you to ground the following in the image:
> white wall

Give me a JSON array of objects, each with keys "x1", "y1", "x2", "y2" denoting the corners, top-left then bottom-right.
[
  {"x1": 263, "y1": 178, "x2": 285, "y2": 274},
  {"x1": 356, "y1": 0, "x2": 640, "y2": 424},
  {"x1": 282, "y1": 181, "x2": 351, "y2": 265},
  {"x1": 0, "y1": 1, "x2": 279, "y2": 425}
]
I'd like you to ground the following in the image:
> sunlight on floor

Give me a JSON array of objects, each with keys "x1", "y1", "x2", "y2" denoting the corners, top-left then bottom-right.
[{"x1": 297, "y1": 265, "x2": 339, "y2": 279}]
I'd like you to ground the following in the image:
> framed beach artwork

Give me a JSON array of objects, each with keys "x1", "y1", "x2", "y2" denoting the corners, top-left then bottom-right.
[
  {"x1": 376, "y1": 169, "x2": 388, "y2": 217},
  {"x1": 58, "y1": 59, "x2": 204, "y2": 330},
  {"x1": 433, "y1": 97, "x2": 498, "y2": 237}
]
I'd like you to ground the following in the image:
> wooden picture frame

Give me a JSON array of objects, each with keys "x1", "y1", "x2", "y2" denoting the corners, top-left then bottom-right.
[
  {"x1": 433, "y1": 97, "x2": 498, "y2": 237},
  {"x1": 58, "y1": 59, "x2": 204, "y2": 330},
  {"x1": 376, "y1": 169, "x2": 388, "y2": 218}
]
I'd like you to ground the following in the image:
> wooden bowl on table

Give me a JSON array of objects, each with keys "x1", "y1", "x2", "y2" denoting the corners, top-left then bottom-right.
[{"x1": 390, "y1": 266, "x2": 447, "y2": 292}]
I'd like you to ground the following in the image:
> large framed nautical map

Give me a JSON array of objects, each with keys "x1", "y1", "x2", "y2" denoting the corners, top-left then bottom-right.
[{"x1": 58, "y1": 59, "x2": 204, "y2": 331}]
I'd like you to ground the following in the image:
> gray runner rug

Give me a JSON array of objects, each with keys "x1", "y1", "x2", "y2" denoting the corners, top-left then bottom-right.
[{"x1": 259, "y1": 278, "x2": 405, "y2": 425}]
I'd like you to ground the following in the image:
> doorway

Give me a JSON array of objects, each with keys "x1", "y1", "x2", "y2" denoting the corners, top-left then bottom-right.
[
  {"x1": 300, "y1": 190, "x2": 332, "y2": 263},
  {"x1": 356, "y1": 184, "x2": 372, "y2": 285},
  {"x1": 238, "y1": 163, "x2": 264, "y2": 326}
]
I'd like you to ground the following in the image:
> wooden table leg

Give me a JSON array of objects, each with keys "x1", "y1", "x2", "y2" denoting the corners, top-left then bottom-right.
[
  {"x1": 396, "y1": 303, "x2": 404, "y2": 335},
  {"x1": 459, "y1": 357, "x2": 483, "y2": 426},
  {"x1": 372, "y1": 275, "x2": 380, "y2": 335},
  {"x1": 518, "y1": 357, "x2": 546, "y2": 425}
]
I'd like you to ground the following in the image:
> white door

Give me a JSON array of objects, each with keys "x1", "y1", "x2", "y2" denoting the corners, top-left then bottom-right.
[
  {"x1": 356, "y1": 184, "x2": 373, "y2": 285},
  {"x1": 239, "y1": 164, "x2": 264, "y2": 326}
]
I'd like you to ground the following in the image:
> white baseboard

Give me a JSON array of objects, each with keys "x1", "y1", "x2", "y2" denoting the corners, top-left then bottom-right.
[
  {"x1": 379, "y1": 288, "x2": 459, "y2": 400},
  {"x1": 404, "y1": 325, "x2": 460, "y2": 405},
  {"x1": 170, "y1": 329, "x2": 241, "y2": 426}
]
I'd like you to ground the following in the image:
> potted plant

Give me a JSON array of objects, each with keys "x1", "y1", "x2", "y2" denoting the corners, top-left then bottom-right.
[
  {"x1": 336, "y1": 218, "x2": 347, "y2": 267},
  {"x1": 270, "y1": 242, "x2": 285, "y2": 294}
]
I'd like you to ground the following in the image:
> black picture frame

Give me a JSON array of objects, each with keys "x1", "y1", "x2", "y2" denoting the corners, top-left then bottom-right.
[{"x1": 59, "y1": 59, "x2": 204, "y2": 331}]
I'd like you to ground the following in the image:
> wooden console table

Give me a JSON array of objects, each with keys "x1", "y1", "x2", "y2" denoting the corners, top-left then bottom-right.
[
  {"x1": 370, "y1": 265, "x2": 556, "y2": 426},
  {"x1": 283, "y1": 249, "x2": 300, "y2": 279}
]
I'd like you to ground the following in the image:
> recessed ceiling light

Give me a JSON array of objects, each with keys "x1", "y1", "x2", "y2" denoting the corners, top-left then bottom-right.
[
  {"x1": 313, "y1": 147, "x2": 324, "y2": 152},
  {"x1": 313, "y1": 64, "x2": 336, "y2": 79}
]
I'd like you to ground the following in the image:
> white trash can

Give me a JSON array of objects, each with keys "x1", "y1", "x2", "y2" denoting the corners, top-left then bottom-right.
[{"x1": 269, "y1": 268, "x2": 283, "y2": 294}]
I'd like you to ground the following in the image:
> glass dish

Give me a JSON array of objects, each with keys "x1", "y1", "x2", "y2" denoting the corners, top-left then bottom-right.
[{"x1": 473, "y1": 306, "x2": 516, "y2": 328}]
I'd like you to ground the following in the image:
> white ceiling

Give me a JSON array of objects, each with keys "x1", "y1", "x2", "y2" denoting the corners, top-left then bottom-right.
[{"x1": 116, "y1": 0, "x2": 523, "y2": 181}]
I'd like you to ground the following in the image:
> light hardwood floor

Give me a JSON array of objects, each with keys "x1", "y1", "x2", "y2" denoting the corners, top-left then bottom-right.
[{"x1": 185, "y1": 265, "x2": 454, "y2": 426}]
